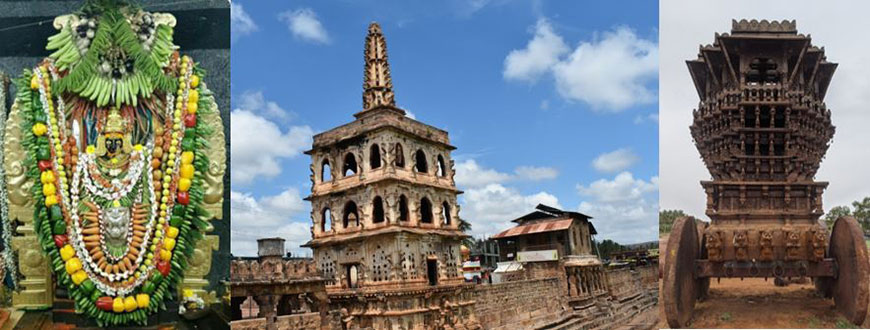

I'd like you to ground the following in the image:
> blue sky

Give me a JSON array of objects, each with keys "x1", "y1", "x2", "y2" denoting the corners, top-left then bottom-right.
[{"x1": 230, "y1": 0, "x2": 659, "y2": 257}]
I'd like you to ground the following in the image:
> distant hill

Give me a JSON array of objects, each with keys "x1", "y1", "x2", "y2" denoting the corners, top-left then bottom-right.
[{"x1": 624, "y1": 241, "x2": 658, "y2": 250}]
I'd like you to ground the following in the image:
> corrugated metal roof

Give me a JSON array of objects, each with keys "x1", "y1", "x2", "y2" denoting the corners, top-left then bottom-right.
[{"x1": 492, "y1": 218, "x2": 574, "y2": 239}]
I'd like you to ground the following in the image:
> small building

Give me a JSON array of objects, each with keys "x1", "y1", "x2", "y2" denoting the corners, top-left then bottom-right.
[
  {"x1": 492, "y1": 204, "x2": 597, "y2": 261},
  {"x1": 469, "y1": 238, "x2": 500, "y2": 270},
  {"x1": 491, "y1": 205, "x2": 607, "y2": 299}
]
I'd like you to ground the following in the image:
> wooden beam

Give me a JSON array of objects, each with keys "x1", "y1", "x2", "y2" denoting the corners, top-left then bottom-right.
[
  {"x1": 788, "y1": 39, "x2": 810, "y2": 86},
  {"x1": 718, "y1": 36, "x2": 740, "y2": 86},
  {"x1": 702, "y1": 49, "x2": 721, "y2": 87}
]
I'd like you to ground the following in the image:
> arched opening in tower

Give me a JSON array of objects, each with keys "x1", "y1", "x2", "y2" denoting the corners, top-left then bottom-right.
[
  {"x1": 370, "y1": 144, "x2": 382, "y2": 169},
  {"x1": 415, "y1": 149, "x2": 428, "y2": 173},
  {"x1": 442, "y1": 202, "x2": 451, "y2": 225},
  {"x1": 437, "y1": 155, "x2": 446, "y2": 177},
  {"x1": 322, "y1": 208, "x2": 332, "y2": 232},
  {"x1": 321, "y1": 159, "x2": 331, "y2": 182},
  {"x1": 343, "y1": 153, "x2": 358, "y2": 177},
  {"x1": 394, "y1": 143, "x2": 405, "y2": 168},
  {"x1": 343, "y1": 201, "x2": 359, "y2": 228},
  {"x1": 372, "y1": 196, "x2": 385, "y2": 223},
  {"x1": 398, "y1": 195, "x2": 409, "y2": 222},
  {"x1": 420, "y1": 197, "x2": 433, "y2": 223}
]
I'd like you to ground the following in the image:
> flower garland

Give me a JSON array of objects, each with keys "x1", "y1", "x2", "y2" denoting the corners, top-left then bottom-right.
[
  {"x1": 0, "y1": 72, "x2": 17, "y2": 289},
  {"x1": 69, "y1": 147, "x2": 158, "y2": 294},
  {"x1": 80, "y1": 150, "x2": 147, "y2": 200}
]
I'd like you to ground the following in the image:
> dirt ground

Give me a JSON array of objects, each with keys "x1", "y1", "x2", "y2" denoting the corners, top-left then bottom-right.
[{"x1": 657, "y1": 277, "x2": 870, "y2": 329}]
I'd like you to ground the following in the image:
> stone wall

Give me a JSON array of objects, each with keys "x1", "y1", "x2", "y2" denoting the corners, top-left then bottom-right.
[
  {"x1": 473, "y1": 265, "x2": 659, "y2": 330},
  {"x1": 231, "y1": 258, "x2": 318, "y2": 282},
  {"x1": 606, "y1": 267, "x2": 646, "y2": 301},
  {"x1": 230, "y1": 312, "x2": 321, "y2": 330},
  {"x1": 472, "y1": 277, "x2": 568, "y2": 329}
]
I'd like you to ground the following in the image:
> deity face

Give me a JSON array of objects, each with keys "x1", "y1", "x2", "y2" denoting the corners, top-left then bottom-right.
[
  {"x1": 104, "y1": 134, "x2": 124, "y2": 158},
  {"x1": 95, "y1": 108, "x2": 133, "y2": 162}
]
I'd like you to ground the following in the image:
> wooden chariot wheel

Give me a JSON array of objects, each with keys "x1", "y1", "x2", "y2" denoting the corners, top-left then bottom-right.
[
  {"x1": 663, "y1": 216, "x2": 702, "y2": 328},
  {"x1": 828, "y1": 216, "x2": 869, "y2": 325}
]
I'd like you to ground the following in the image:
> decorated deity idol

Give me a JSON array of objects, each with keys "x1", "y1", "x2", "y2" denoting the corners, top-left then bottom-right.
[{"x1": 1, "y1": 0, "x2": 225, "y2": 326}]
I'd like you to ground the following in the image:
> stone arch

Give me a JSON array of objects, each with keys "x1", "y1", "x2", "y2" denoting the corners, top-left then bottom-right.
[
  {"x1": 370, "y1": 144, "x2": 382, "y2": 169},
  {"x1": 343, "y1": 152, "x2": 358, "y2": 177},
  {"x1": 414, "y1": 149, "x2": 428, "y2": 173},
  {"x1": 398, "y1": 195, "x2": 409, "y2": 222},
  {"x1": 420, "y1": 197, "x2": 433, "y2": 223},
  {"x1": 343, "y1": 201, "x2": 359, "y2": 228},
  {"x1": 441, "y1": 201, "x2": 451, "y2": 225},
  {"x1": 437, "y1": 155, "x2": 447, "y2": 177},
  {"x1": 372, "y1": 196, "x2": 385, "y2": 223},
  {"x1": 321, "y1": 158, "x2": 332, "y2": 182},
  {"x1": 322, "y1": 208, "x2": 332, "y2": 232},
  {"x1": 394, "y1": 143, "x2": 405, "y2": 168}
]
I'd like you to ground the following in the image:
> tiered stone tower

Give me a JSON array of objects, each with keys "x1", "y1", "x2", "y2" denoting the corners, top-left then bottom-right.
[
  {"x1": 688, "y1": 19, "x2": 836, "y2": 267},
  {"x1": 303, "y1": 22, "x2": 478, "y2": 329}
]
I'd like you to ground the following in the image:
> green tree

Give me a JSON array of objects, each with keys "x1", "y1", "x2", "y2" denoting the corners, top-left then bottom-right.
[
  {"x1": 659, "y1": 209, "x2": 688, "y2": 235},
  {"x1": 824, "y1": 205, "x2": 852, "y2": 232},
  {"x1": 458, "y1": 219, "x2": 475, "y2": 247},
  {"x1": 850, "y1": 197, "x2": 870, "y2": 232},
  {"x1": 595, "y1": 239, "x2": 626, "y2": 259}
]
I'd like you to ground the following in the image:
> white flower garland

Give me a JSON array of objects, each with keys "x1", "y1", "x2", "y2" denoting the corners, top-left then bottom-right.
[
  {"x1": 70, "y1": 144, "x2": 159, "y2": 296},
  {"x1": 77, "y1": 151, "x2": 145, "y2": 264},
  {"x1": 79, "y1": 150, "x2": 147, "y2": 201},
  {"x1": 0, "y1": 72, "x2": 17, "y2": 289}
]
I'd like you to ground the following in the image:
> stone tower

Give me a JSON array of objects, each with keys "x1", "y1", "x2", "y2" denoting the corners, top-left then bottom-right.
[{"x1": 303, "y1": 22, "x2": 478, "y2": 329}]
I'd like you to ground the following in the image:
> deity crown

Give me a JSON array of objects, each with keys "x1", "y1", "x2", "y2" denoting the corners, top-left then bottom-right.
[{"x1": 104, "y1": 108, "x2": 128, "y2": 134}]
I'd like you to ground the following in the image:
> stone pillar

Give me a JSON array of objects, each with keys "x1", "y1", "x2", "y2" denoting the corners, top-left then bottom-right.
[
  {"x1": 254, "y1": 294, "x2": 280, "y2": 330},
  {"x1": 568, "y1": 269, "x2": 577, "y2": 296},
  {"x1": 596, "y1": 269, "x2": 603, "y2": 292},
  {"x1": 592, "y1": 268, "x2": 601, "y2": 291}
]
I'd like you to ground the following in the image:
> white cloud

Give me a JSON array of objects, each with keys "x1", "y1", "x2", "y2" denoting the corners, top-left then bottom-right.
[
  {"x1": 540, "y1": 99, "x2": 550, "y2": 110},
  {"x1": 230, "y1": 106, "x2": 313, "y2": 185},
  {"x1": 401, "y1": 107, "x2": 416, "y2": 119},
  {"x1": 514, "y1": 166, "x2": 559, "y2": 181},
  {"x1": 231, "y1": 3, "x2": 258, "y2": 42},
  {"x1": 453, "y1": 0, "x2": 513, "y2": 18},
  {"x1": 591, "y1": 148, "x2": 640, "y2": 173},
  {"x1": 238, "y1": 90, "x2": 294, "y2": 122},
  {"x1": 634, "y1": 113, "x2": 659, "y2": 124},
  {"x1": 503, "y1": 19, "x2": 569, "y2": 82},
  {"x1": 262, "y1": 188, "x2": 307, "y2": 215},
  {"x1": 576, "y1": 172, "x2": 658, "y2": 244},
  {"x1": 454, "y1": 159, "x2": 513, "y2": 188},
  {"x1": 460, "y1": 183, "x2": 561, "y2": 238},
  {"x1": 579, "y1": 198, "x2": 658, "y2": 244},
  {"x1": 504, "y1": 21, "x2": 658, "y2": 112},
  {"x1": 231, "y1": 189, "x2": 312, "y2": 257},
  {"x1": 454, "y1": 160, "x2": 558, "y2": 188},
  {"x1": 453, "y1": 160, "x2": 561, "y2": 238},
  {"x1": 279, "y1": 8, "x2": 331, "y2": 44},
  {"x1": 552, "y1": 26, "x2": 658, "y2": 111},
  {"x1": 577, "y1": 171, "x2": 657, "y2": 203}
]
